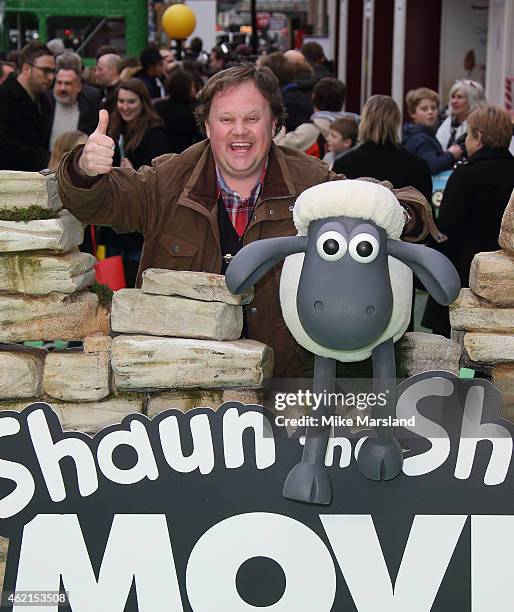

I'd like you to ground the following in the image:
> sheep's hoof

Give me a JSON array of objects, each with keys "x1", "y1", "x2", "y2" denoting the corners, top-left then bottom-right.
[
  {"x1": 356, "y1": 437, "x2": 403, "y2": 481},
  {"x1": 283, "y1": 462, "x2": 332, "y2": 505}
]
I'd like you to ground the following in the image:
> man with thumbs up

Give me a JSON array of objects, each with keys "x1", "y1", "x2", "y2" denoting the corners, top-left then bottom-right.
[{"x1": 57, "y1": 64, "x2": 430, "y2": 379}]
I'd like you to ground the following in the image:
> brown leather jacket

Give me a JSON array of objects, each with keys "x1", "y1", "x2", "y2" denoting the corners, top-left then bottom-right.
[
  {"x1": 58, "y1": 139, "x2": 440, "y2": 378},
  {"x1": 58, "y1": 140, "x2": 341, "y2": 377}
]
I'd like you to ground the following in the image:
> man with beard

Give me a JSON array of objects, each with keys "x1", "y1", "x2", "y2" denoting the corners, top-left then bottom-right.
[
  {"x1": 0, "y1": 41, "x2": 54, "y2": 170},
  {"x1": 48, "y1": 63, "x2": 101, "y2": 149}
]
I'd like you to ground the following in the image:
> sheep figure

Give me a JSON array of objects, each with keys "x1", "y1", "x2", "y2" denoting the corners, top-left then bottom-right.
[{"x1": 225, "y1": 180, "x2": 460, "y2": 505}]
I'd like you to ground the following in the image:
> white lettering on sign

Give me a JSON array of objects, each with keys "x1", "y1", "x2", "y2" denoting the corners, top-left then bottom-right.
[
  {"x1": 97, "y1": 420, "x2": 159, "y2": 485},
  {"x1": 13, "y1": 514, "x2": 183, "y2": 612},
  {"x1": 186, "y1": 512, "x2": 336, "y2": 611},
  {"x1": 321, "y1": 514, "x2": 467, "y2": 611},
  {"x1": 471, "y1": 515, "x2": 514, "y2": 611},
  {"x1": 0, "y1": 417, "x2": 34, "y2": 519},
  {"x1": 397, "y1": 376, "x2": 453, "y2": 476},
  {"x1": 27, "y1": 409, "x2": 98, "y2": 503},
  {"x1": 159, "y1": 413, "x2": 215, "y2": 474},
  {"x1": 11, "y1": 513, "x2": 514, "y2": 610},
  {"x1": 455, "y1": 385, "x2": 513, "y2": 486},
  {"x1": 223, "y1": 407, "x2": 276, "y2": 469}
]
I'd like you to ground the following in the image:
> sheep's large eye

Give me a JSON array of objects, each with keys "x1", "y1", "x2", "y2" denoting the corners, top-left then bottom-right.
[
  {"x1": 348, "y1": 233, "x2": 379, "y2": 263},
  {"x1": 316, "y1": 231, "x2": 347, "y2": 261}
]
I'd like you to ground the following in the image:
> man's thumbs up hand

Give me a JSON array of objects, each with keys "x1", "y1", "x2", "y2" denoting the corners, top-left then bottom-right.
[
  {"x1": 95, "y1": 109, "x2": 109, "y2": 135},
  {"x1": 78, "y1": 110, "x2": 115, "y2": 177}
]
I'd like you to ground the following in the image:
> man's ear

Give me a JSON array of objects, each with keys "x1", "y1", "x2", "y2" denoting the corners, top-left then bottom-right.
[{"x1": 205, "y1": 121, "x2": 210, "y2": 139}]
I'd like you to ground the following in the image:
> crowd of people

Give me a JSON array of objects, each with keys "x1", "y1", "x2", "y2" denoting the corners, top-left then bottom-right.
[{"x1": 0, "y1": 36, "x2": 513, "y2": 355}]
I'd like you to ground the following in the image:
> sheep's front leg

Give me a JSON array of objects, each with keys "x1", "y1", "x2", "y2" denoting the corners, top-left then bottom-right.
[
  {"x1": 356, "y1": 337, "x2": 403, "y2": 480},
  {"x1": 283, "y1": 355, "x2": 336, "y2": 505}
]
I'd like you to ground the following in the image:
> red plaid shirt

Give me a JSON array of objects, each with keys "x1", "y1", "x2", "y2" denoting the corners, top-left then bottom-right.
[{"x1": 216, "y1": 162, "x2": 267, "y2": 237}]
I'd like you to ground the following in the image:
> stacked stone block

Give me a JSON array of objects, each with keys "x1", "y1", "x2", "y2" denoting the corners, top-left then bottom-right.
[{"x1": 450, "y1": 190, "x2": 514, "y2": 420}]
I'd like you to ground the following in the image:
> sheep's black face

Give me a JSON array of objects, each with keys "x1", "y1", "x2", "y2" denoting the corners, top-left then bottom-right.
[{"x1": 297, "y1": 217, "x2": 393, "y2": 350}]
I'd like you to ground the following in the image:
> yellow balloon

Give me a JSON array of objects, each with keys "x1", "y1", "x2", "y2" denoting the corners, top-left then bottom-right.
[{"x1": 162, "y1": 4, "x2": 196, "y2": 39}]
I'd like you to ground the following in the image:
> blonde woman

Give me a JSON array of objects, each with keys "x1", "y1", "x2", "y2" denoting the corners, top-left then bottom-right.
[
  {"x1": 333, "y1": 95, "x2": 432, "y2": 202},
  {"x1": 48, "y1": 130, "x2": 87, "y2": 171},
  {"x1": 436, "y1": 79, "x2": 485, "y2": 150}
]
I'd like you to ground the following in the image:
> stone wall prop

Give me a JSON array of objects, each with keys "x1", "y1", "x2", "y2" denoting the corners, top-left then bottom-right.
[
  {"x1": 0, "y1": 171, "x2": 62, "y2": 211},
  {"x1": 499, "y1": 190, "x2": 514, "y2": 255},
  {"x1": 469, "y1": 250, "x2": 514, "y2": 307},
  {"x1": 0, "y1": 290, "x2": 109, "y2": 342},
  {"x1": 0, "y1": 396, "x2": 143, "y2": 434},
  {"x1": 450, "y1": 288, "x2": 514, "y2": 333},
  {"x1": 142, "y1": 268, "x2": 254, "y2": 305},
  {"x1": 398, "y1": 332, "x2": 461, "y2": 376},
  {"x1": 147, "y1": 388, "x2": 264, "y2": 418},
  {"x1": 0, "y1": 250, "x2": 95, "y2": 295},
  {"x1": 111, "y1": 289, "x2": 243, "y2": 340},
  {"x1": 0, "y1": 210, "x2": 83, "y2": 253},
  {"x1": 0, "y1": 343, "x2": 46, "y2": 399},
  {"x1": 43, "y1": 350, "x2": 111, "y2": 402},
  {"x1": 111, "y1": 335, "x2": 274, "y2": 391}
]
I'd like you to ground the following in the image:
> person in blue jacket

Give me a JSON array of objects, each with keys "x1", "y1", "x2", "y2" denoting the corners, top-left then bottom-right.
[{"x1": 402, "y1": 87, "x2": 462, "y2": 174}]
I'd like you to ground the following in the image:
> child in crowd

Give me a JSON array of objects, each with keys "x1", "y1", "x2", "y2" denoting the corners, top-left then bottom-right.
[
  {"x1": 402, "y1": 87, "x2": 462, "y2": 174},
  {"x1": 48, "y1": 130, "x2": 88, "y2": 171},
  {"x1": 323, "y1": 116, "x2": 358, "y2": 169}
]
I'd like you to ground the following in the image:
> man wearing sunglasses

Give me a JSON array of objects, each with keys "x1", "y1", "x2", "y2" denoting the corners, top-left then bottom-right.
[{"x1": 0, "y1": 41, "x2": 55, "y2": 170}]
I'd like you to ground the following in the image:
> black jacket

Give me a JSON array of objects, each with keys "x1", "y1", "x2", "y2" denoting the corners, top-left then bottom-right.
[
  {"x1": 0, "y1": 73, "x2": 52, "y2": 170},
  {"x1": 153, "y1": 98, "x2": 201, "y2": 154},
  {"x1": 422, "y1": 147, "x2": 514, "y2": 336},
  {"x1": 333, "y1": 141, "x2": 433, "y2": 203},
  {"x1": 107, "y1": 125, "x2": 170, "y2": 253},
  {"x1": 46, "y1": 84, "x2": 102, "y2": 136},
  {"x1": 281, "y1": 82, "x2": 313, "y2": 133},
  {"x1": 402, "y1": 122, "x2": 454, "y2": 174},
  {"x1": 431, "y1": 147, "x2": 514, "y2": 282},
  {"x1": 113, "y1": 125, "x2": 169, "y2": 170},
  {"x1": 136, "y1": 71, "x2": 163, "y2": 100}
]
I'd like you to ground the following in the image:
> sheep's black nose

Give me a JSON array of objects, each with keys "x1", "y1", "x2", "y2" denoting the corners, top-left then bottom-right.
[
  {"x1": 366, "y1": 305, "x2": 376, "y2": 315},
  {"x1": 314, "y1": 301, "x2": 324, "y2": 311}
]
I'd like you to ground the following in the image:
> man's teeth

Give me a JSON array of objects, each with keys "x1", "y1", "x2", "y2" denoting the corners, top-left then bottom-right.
[{"x1": 231, "y1": 142, "x2": 252, "y2": 149}]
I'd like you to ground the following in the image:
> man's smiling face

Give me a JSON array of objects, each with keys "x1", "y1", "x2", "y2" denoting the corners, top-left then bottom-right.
[{"x1": 205, "y1": 81, "x2": 276, "y2": 187}]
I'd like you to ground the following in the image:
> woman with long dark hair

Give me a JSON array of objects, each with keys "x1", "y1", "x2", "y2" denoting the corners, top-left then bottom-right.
[
  {"x1": 108, "y1": 77, "x2": 169, "y2": 170},
  {"x1": 104, "y1": 78, "x2": 169, "y2": 285}
]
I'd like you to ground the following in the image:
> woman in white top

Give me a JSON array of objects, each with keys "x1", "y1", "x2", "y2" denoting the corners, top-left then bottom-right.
[{"x1": 436, "y1": 79, "x2": 485, "y2": 150}]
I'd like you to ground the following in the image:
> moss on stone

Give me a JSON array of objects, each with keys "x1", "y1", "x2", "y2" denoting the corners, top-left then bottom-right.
[
  {"x1": 89, "y1": 281, "x2": 114, "y2": 308},
  {"x1": 0, "y1": 206, "x2": 60, "y2": 222},
  {"x1": 1, "y1": 253, "x2": 42, "y2": 291}
]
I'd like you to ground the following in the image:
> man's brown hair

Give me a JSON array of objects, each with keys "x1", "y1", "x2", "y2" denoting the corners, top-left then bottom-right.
[
  {"x1": 313, "y1": 77, "x2": 346, "y2": 112},
  {"x1": 258, "y1": 52, "x2": 293, "y2": 88},
  {"x1": 467, "y1": 105, "x2": 513, "y2": 149},
  {"x1": 195, "y1": 64, "x2": 286, "y2": 136},
  {"x1": 359, "y1": 95, "x2": 400, "y2": 146},
  {"x1": 18, "y1": 42, "x2": 53, "y2": 69},
  {"x1": 405, "y1": 87, "x2": 440, "y2": 116}
]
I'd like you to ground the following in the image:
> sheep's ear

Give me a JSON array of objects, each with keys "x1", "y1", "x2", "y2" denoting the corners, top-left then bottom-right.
[
  {"x1": 387, "y1": 239, "x2": 461, "y2": 305},
  {"x1": 226, "y1": 236, "x2": 307, "y2": 294}
]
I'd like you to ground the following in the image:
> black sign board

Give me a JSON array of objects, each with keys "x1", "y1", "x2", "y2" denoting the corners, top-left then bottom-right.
[{"x1": 0, "y1": 371, "x2": 513, "y2": 611}]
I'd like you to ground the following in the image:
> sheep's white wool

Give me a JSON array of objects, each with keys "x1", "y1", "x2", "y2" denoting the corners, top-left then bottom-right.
[
  {"x1": 293, "y1": 180, "x2": 405, "y2": 239},
  {"x1": 280, "y1": 252, "x2": 413, "y2": 362}
]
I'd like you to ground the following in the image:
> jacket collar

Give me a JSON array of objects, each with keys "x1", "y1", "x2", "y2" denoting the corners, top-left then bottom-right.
[
  {"x1": 178, "y1": 140, "x2": 298, "y2": 212},
  {"x1": 4, "y1": 73, "x2": 32, "y2": 101},
  {"x1": 466, "y1": 146, "x2": 513, "y2": 163}
]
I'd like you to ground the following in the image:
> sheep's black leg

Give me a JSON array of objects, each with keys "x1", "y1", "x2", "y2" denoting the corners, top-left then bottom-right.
[
  {"x1": 356, "y1": 337, "x2": 403, "y2": 481},
  {"x1": 283, "y1": 355, "x2": 336, "y2": 505}
]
